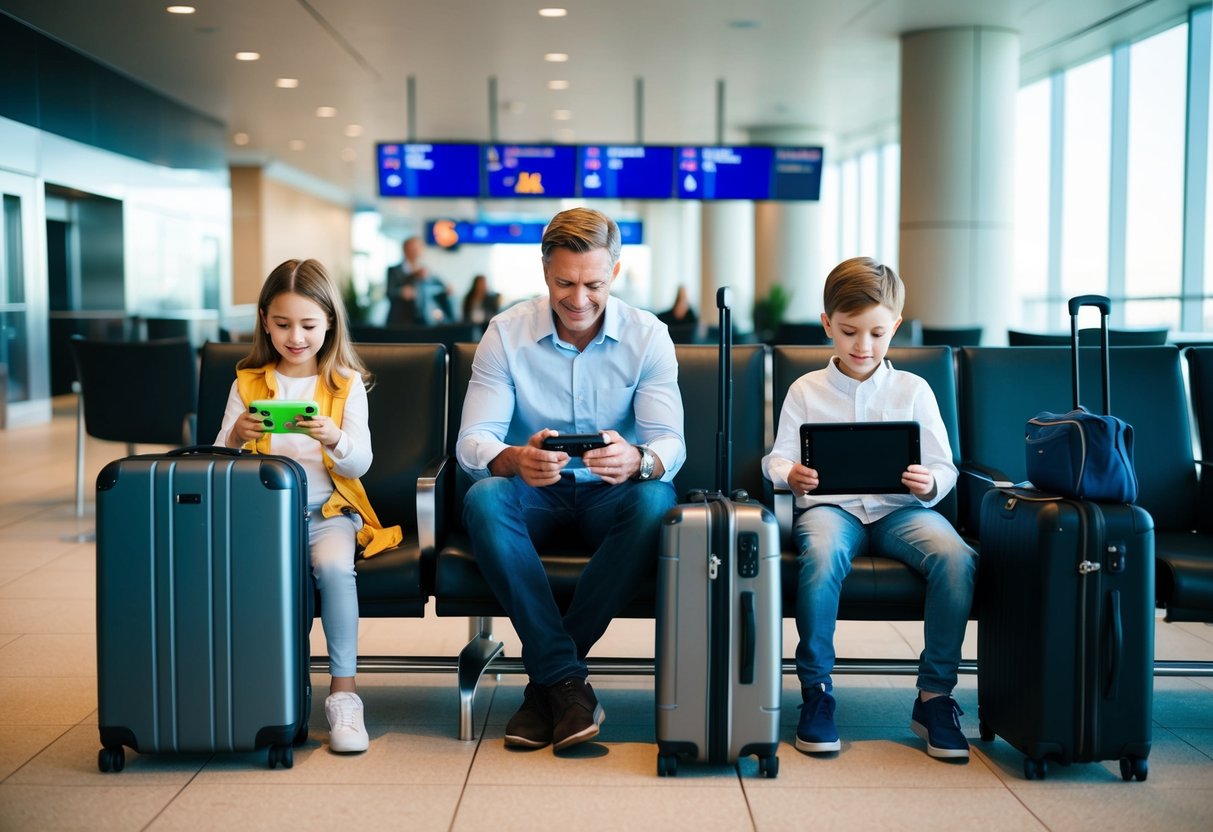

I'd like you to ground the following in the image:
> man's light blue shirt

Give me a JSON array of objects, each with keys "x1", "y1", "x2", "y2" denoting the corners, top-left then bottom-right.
[{"x1": 456, "y1": 295, "x2": 686, "y2": 483}]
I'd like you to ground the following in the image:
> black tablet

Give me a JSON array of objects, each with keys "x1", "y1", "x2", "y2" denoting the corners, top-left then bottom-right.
[{"x1": 799, "y1": 421, "x2": 921, "y2": 495}]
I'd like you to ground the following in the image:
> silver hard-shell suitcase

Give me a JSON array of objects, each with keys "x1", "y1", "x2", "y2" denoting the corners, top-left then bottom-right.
[
  {"x1": 95, "y1": 447, "x2": 311, "y2": 771},
  {"x1": 654, "y1": 287, "x2": 782, "y2": 778}
]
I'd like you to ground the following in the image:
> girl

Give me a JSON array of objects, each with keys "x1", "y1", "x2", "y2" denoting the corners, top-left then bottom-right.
[{"x1": 216, "y1": 258, "x2": 401, "y2": 754}]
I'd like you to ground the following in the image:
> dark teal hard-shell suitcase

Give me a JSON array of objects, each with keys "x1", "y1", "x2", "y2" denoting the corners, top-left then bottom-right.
[{"x1": 95, "y1": 447, "x2": 311, "y2": 771}]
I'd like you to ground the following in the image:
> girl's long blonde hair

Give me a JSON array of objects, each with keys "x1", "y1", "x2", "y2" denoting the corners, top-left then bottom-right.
[{"x1": 237, "y1": 258, "x2": 372, "y2": 393}]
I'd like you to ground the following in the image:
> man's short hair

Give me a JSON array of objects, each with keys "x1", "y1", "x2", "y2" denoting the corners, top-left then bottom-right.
[
  {"x1": 541, "y1": 207, "x2": 621, "y2": 266},
  {"x1": 822, "y1": 256, "x2": 905, "y2": 318}
]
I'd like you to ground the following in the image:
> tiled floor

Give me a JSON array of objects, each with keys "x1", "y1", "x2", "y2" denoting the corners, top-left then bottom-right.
[{"x1": 2, "y1": 399, "x2": 1213, "y2": 830}]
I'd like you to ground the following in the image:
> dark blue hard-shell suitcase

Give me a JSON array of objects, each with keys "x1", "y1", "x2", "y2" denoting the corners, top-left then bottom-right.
[{"x1": 95, "y1": 446, "x2": 311, "y2": 771}]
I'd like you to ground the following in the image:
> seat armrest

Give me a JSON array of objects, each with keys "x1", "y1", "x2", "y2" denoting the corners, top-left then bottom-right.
[
  {"x1": 417, "y1": 454, "x2": 451, "y2": 555},
  {"x1": 769, "y1": 480, "x2": 795, "y2": 549},
  {"x1": 1199, "y1": 459, "x2": 1213, "y2": 534},
  {"x1": 958, "y1": 462, "x2": 1014, "y2": 539}
]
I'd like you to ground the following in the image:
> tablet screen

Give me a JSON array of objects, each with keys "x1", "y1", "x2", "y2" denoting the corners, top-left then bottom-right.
[{"x1": 799, "y1": 421, "x2": 921, "y2": 495}]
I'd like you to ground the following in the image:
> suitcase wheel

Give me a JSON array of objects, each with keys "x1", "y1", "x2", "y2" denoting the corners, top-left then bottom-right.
[
  {"x1": 978, "y1": 720, "x2": 994, "y2": 743},
  {"x1": 97, "y1": 746, "x2": 125, "y2": 773},
  {"x1": 268, "y1": 744, "x2": 294, "y2": 770},
  {"x1": 1119, "y1": 756, "x2": 1148, "y2": 782},
  {"x1": 657, "y1": 754, "x2": 677, "y2": 777},
  {"x1": 758, "y1": 754, "x2": 779, "y2": 779},
  {"x1": 1023, "y1": 757, "x2": 1047, "y2": 780}
]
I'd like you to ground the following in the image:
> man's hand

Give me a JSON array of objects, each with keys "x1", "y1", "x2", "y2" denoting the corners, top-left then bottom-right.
[
  {"x1": 583, "y1": 430, "x2": 644, "y2": 485},
  {"x1": 902, "y1": 463, "x2": 937, "y2": 500},
  {"x1": 488, "y1": 428, "x2": 569, "y2": 487},
  {"x1": 787, "y1": 462, "x2": 819, "y2": 497}
]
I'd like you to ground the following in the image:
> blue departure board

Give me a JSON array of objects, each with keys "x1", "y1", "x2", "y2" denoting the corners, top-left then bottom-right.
[
  {"x1": 427, "y1": 218, "x2": 644, "y2": 248},
  {"x1": 676, "y1": 145, "x2": 824, "y2": 200},
  {"x1": 577, "y1": 145, "x2": 676, "y2": 199},
  {"x1": 376, "y1": 143, "x2": 481, "y2": 198},
  {"x1": 771, "y1": 146, "x2": 824, "y2": 200},
  {"x1": 484, "y1": 144, "x2": 577, "y2": 198}
]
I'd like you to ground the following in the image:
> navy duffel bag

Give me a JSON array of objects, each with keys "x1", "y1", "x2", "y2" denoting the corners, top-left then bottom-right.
[{"x1": 1025, "y1": 406, "x2": 1138, "y2": 503}]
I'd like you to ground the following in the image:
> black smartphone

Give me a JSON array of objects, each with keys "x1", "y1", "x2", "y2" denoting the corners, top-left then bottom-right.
[{"x1": 541, "y1": 433, "x2": 609, "y2": 455}]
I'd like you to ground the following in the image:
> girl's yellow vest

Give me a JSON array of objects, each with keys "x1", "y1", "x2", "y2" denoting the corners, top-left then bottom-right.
[{"x1": 236, "y1": 363, "x2": 402, "y2": 558}]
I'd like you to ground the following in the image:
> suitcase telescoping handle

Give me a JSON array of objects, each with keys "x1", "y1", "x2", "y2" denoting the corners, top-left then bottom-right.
[
  {"x1": 1067, "y1": 294, "x2": 1112, "y2": 415},
  {"x1": 715, "y1": 287, "x2": 733, "y2": 496}
]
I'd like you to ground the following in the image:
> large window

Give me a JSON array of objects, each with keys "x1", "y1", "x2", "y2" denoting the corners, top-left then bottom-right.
[
  {"x1": 1014, "y1": 79, "x2": 1052, "y2": 330},
  {"x1": 1060, "y1": 56, "x2": 1112, "y2": 312},
  {"x1": 1125, "y1": 25, "x2": 1187, "y2": 329}
]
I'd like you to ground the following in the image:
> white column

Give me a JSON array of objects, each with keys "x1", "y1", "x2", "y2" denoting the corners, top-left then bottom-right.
[
  {"x1": 643, "y1": 201, "x2": 699, "y2": 314},
  {"x1": 700, "y1": 201, "x2": 755, "y2": 333},
  {"x1": 899, "y1": 27, "x2": 1018, "y2": 342}
]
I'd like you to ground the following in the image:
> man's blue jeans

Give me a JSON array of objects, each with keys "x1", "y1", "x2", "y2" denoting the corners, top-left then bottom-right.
[
  {"x1": 463, "y1": 475, "x2": 676, "y2": 686},
  {"x1": 792, "y1": 505, "x2": 977, "y2": 694}
]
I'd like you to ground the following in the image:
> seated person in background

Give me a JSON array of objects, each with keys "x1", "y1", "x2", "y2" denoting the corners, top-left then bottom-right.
[
  {"x1": 762, "y1": 256, "x2": 977, "y2": 762},
  {"x1": 656, "y1": 285, "x2": 697, "y2": 327},
  {"x1": 385, "y1": 236, "x2": 456, "y2": 326},
  {"x1": 457, "y1": 207, "x2": 685, "y2": 754},
  {"x1": 462, "y1": 274, "x2": 501, "y2": 325}
]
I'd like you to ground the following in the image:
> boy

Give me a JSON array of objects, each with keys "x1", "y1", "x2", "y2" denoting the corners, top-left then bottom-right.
[{"x1": 761, "y1": 256, "x2": 976, "y2": 760}]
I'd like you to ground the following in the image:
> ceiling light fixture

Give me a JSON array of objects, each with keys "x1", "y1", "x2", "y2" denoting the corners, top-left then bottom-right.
[
  {"x1": 235, "y1": 51, "x2": 260, "y2": 61},
  {"x1": 232, "y1": 132, "x2": 250, "y2": 146},
  {"x1": 275, "y1": 78, "x2": 299, "y2": 88},
  {"x1": 316, "y1": 106, "x2": 337, "y2": 118},
  {"x1": 166, "y1": 5, "x2": 196, "y2": 14},
  {"x1": 548, "y1": 80, "x2": 570, "y2": 90},
  {"x1": 544, "y1": 52, "x2": 569, "y2": 63},
  {"x1": 538, "y1": 8, "x2": 567, "y2": 17},
  {"x1": 344, "y1": 124, "x2": 363, "y2": 137},
  {"x1": 288, "y1": 139, "x2": 305, "y2": 151}
]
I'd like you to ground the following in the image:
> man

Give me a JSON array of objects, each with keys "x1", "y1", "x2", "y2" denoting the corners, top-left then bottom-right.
[
  {"x1": 385, "y1": 236, "x2": 454, "y2": 325},
  {"x1": 456, "y1": 207, "x2": 685, "y2": 752}
]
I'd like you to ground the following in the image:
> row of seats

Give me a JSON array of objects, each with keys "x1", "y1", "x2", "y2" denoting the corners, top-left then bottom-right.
[{"x1": 186, "y1": 341, "x2": 1213, "y2": 739}]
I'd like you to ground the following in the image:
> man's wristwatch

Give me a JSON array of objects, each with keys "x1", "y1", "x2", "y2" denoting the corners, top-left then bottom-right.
[{"x1": 635, "y1": 445, "x2": 656, "y2": 481}]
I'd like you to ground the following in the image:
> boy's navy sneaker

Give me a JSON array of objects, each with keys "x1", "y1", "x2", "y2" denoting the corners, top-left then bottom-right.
[
  {"x1": 910, "y1": 694, "x2": 970, "y2": 759},
  {"x1": 795, "y1": 683, "x2": 841, "y2": 753}
]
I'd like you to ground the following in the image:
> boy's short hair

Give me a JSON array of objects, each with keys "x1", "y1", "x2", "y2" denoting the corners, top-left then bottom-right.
[{"x1": 822, "y1": 257, "x2": 905, "y2": 318}]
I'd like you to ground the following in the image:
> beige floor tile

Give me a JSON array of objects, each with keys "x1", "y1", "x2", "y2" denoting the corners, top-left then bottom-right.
[
  {"x1": 5, "y1": 723, "x2": 208, "y2": 786},
  {"x1": 1151, "y1": 677, "x2": 1213, "y2": 729},
  {"x1": 0, "y1": 676, "x2": 97, "y2": 725},
  {"x1": 1169, "y1": 727, "x2": 1213, "y2": 759},
  {"x1": 746, "y1": 786, "x2": 1047, "y2": 831},
  {"x1": 0, "y1": 567, "x2": 95, "y2": 601},
  {"x1": 0, "y1": 633, "x2": 96, "y2": 676},
  {"x1": 0, "y1": 784, "x2": 183, "y2": 832},
  {"x1": 453, "y1": 784, "x2": 753, "y2": 831},
  {"x1": 0, "y1": 724, "x2": 72, "y2": 780},
  {"x1": 0, "y1": 598, "x2": 95, "y2": 634},
  {"x1": 0, "y1": 632, "x2": 19, "y2": 650},
  {"x1": 0, "y1": 570, "x2": 26, "y2": 588},
  {"x1": 149, "y1": 783, "x2": 462, "y2": 831},
  {"x1": 1014, "y1": 786, "x2": 1213, "y2": 832}
]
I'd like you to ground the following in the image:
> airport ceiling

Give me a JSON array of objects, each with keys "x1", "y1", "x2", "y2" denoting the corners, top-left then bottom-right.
[{"x1": 0, "y1": 0, "x2": 1194, "y2": 213}]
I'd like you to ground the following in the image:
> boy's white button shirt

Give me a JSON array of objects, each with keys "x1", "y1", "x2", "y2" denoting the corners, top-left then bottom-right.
[{"x1": 762, "y1": 357, "x2": 957, "y2": 524}]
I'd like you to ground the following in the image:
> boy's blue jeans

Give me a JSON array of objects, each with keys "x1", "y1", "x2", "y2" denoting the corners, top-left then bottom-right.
[
  {"x1": 463, "y1": 475, "x2": 676, "y2": 687},
  {"x1": 792, "y1": 504, "x2": 977, "y2": 694}
]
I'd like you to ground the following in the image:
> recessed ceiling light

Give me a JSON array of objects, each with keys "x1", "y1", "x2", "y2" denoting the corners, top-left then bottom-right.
[
  {"x1": 288, "y1": 139, "x2": 305, "y2": 151},
  {"x1": 552, "y1": 109, "x2": 572, "y2": 121},
  {"x1": 544, "y1": 52, "x2": 569, "y2": 63},
  {"x1": 548, "y1": 80, "x2": 570, "y2": 91},
  {"x1": 166, "y1": 5, "x2": 196, "y2": 14},
  {"x1": 316, "y1": 106, "x2": 337, "y2": 118},
  {"x1": 235, "y1": 52, "x2": 260, "y2": 61},
  {"x1": 341, "y1": 148, "x2": 357, "y2": 162},
  {"x1": 232, "y1": 132, "x2": 250, "y2": 146},
  {"x1": 275, "y1": 77, "x2": 299, "y2": 88},
  {"x1": 344, "y1": 124, "x2": 363, "y2": 137},
  {"x1": 538, "y1": 8, "x2": 567, "y2": 17}
]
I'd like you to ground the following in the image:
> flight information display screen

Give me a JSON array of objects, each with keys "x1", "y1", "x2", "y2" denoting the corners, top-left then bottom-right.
[
  {"x1": 376, "y1": 143, "x2": 482, "y2": 198},
  {"x1": 676, "y1": 145, "x2": 824, "y2": 200},
  {"x1": 484, "y1": 144, "x2": 577, "y2": 198},
  {"x1": 577, "y1": 145, "x2": 676, "y2": 199}
]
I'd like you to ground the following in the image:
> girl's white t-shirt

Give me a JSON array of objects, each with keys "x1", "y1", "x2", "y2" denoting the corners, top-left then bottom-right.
[{"x1": 215, "y1": 369, "x2": 372, "y2": 509}]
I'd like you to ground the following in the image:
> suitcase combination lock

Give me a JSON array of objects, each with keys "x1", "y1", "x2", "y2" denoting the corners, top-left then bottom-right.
[{"x1": 708, "y1": 554, "x2": 721, "y2": 580}]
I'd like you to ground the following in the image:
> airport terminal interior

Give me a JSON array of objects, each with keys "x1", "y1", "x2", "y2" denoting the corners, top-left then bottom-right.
[{"x1": 3, "y1": 1, "x2": 1213, "y2": 829}]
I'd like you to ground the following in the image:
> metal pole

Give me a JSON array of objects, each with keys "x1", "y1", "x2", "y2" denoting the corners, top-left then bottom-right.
[
  {"x1": 635, "y1": 77, "x2": 644, "y2": 144},
  {"x1": 716, "y1": 78, "x2": 725, "y2": 144},
  {"x1": 488, "y1": 76, "x2": 498, "y2": 142},
  {"x1": 407, "y1": 75, "x2": 416, "y2": 142}
]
